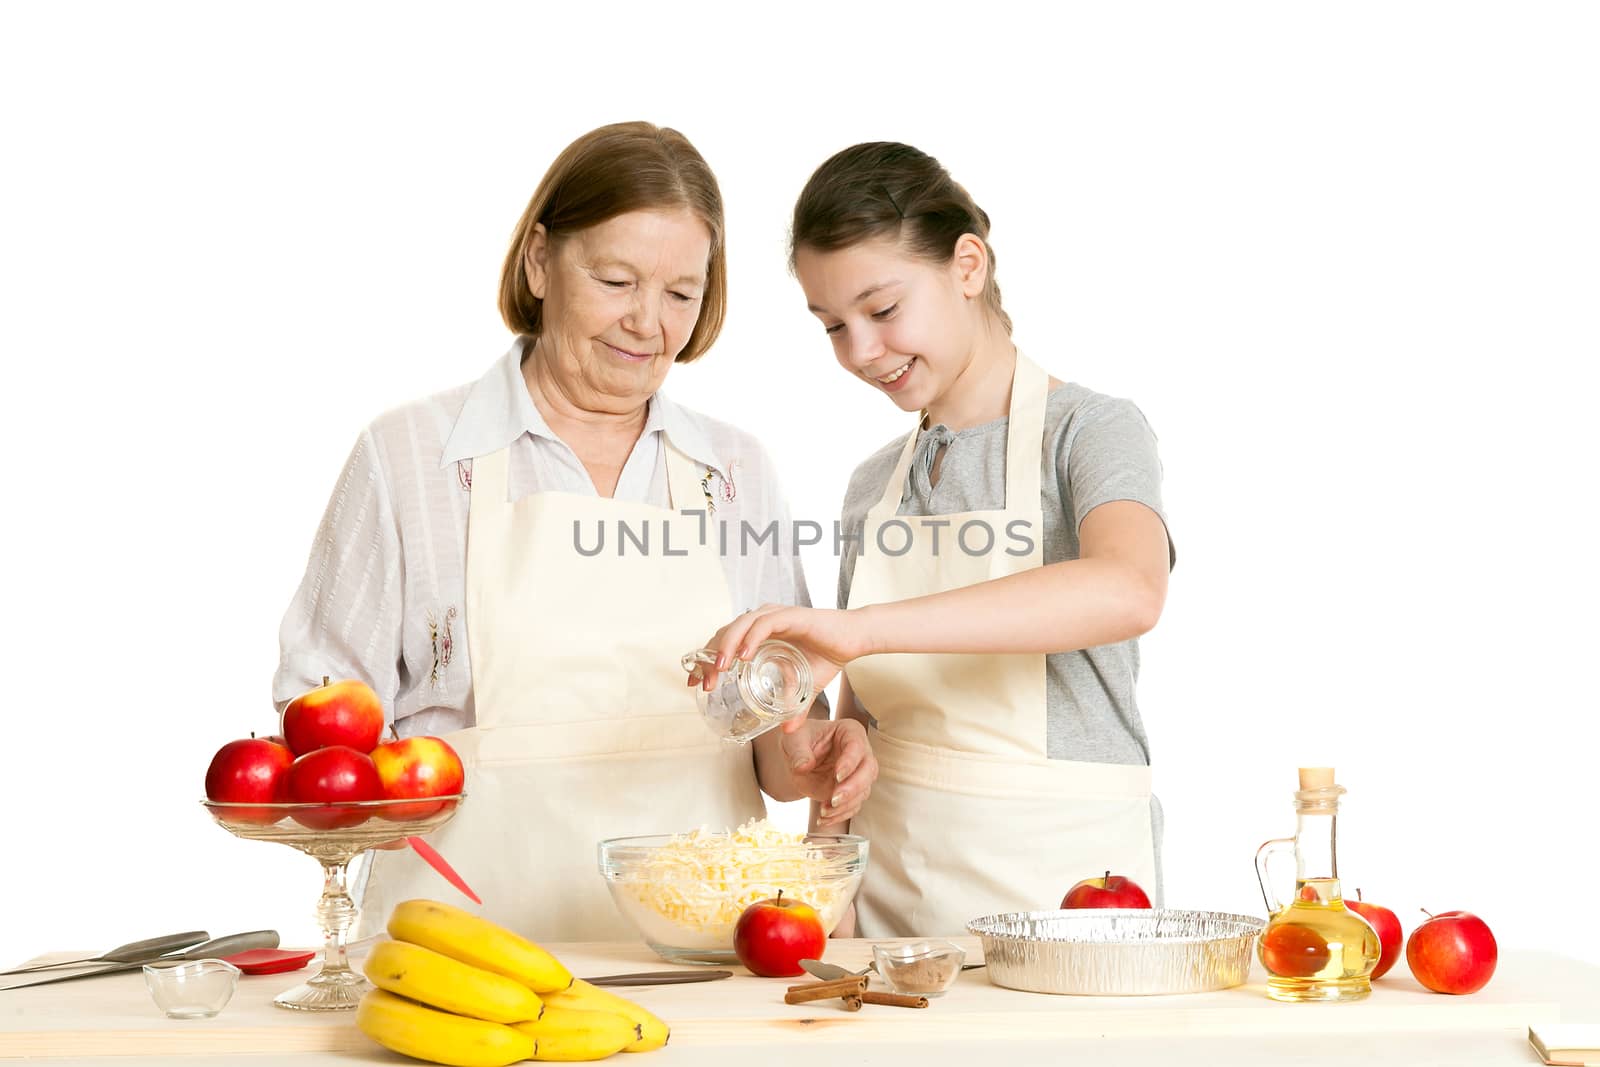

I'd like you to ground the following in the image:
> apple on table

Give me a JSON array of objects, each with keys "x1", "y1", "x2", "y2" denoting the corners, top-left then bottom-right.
[
  {"x1": 1345, "y1": 889, "x2": 1403, "y2": 979},
  {"x1": 1061, "y1": 871, "x2": 1152, "y2": 909},
  {"x1": 733, "y1": 891, "x2": 826, "y2": 978},
  {"x1": 1406, "y1": 910, "x2": 1497, "y2": 994}
]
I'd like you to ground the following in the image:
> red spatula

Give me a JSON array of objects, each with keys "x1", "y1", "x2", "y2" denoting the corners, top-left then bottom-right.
[{"x1": 407, "y1": 836, "x2": 482, "y2": 905}]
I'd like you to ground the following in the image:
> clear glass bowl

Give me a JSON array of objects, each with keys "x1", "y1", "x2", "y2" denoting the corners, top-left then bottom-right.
[
  {"x1": 598, "y1": 832, "x2": 868, "y2": 964},
  {"x1": 202, "y1": 795, "x2": 463, "y2": 1011},
  {"x1": 143, "y1": 958, "x2": 241, "y2": 1019},
  {"x1": 872, "y1": 939, "x2": 966, "y2": 997}
]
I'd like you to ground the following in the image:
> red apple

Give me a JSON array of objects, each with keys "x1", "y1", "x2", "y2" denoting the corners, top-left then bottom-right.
[
  {"x1": 1259, "y1": 921, "x2": 1331, "y2": 977},
  {"x1": 282, "y1": 676, "x2": 385, "y2": 756},
  {"x1": 1406, "y1": 910, "x2": 1497, "y2": 994},
  {"x1": 204, "y1": 735, "x2": 294, "y2": 824},
  {"x1": 284, "y1": 745, "x2": 383, "y2": 829},
  {"x1": 370, "y1": 736, "x2": 465, "y2": 821},
  {"x1": 1346, "y1": 889, "x2": 1403, "y2": 979},
  {"x1": 733, "y1": 891, "x2": 826, "y2": 977},
  {"x1": 1061, "y1": 870, "x2": 1152, "y2": 909}
]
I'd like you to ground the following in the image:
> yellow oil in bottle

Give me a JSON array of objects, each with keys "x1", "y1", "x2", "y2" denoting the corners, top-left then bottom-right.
[
  {"x1": 1255, "y1": 769, "x2": 1383, "y2": 1003},
  {"x1": 1259, "y1": 878, "x2": 1381, "y2": 1002}
]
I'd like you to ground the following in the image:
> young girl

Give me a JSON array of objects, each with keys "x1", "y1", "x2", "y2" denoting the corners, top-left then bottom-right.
[{"x1": 695, "y1": 142, "x2": 1175, "y2": 938}]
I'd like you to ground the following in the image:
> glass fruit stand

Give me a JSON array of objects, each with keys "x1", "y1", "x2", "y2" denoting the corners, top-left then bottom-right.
[{"x1": 202, "y1": 795, "x2": 463, "y2": 1011}]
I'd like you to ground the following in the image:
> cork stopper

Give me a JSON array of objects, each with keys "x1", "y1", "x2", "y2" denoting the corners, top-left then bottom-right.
[
  {"x1": 1298, "y1": 767, "x2": 1335, "y2": 790},
  {"x1": 1294, "y1": 766, "x2": 1344, "y2": 813}
]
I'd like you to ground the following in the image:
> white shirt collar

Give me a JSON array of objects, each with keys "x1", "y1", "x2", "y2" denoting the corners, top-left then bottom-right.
[{"x1": 440, "y1": 337, "x2": 727, "y2": 478}]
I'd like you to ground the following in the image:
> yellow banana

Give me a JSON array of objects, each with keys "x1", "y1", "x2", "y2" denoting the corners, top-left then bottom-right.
[
  {"x1": 542, "y1": 979, "x2": 669, "y2": 1052},
  {"x1": 388, "y1": 899, "x2": 574, "y2": 993},
  {"x1": 356, "y1": 988, "x2": 534, "y2": 1067},
  {"x1": 363, "y1": 938, "x2": 543, "y2": 1024},
  {"x1": 514, "y1": 1005, "x2": 640, "y2": 1061}
]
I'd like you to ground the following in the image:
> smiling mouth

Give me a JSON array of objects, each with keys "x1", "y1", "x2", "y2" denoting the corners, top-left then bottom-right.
[
  {"x1": 603, "y1": 341, "x2": 656, "y2": 361},
  {"x1": 875, "y1": 359, "x2": 913, "y2": 384}
]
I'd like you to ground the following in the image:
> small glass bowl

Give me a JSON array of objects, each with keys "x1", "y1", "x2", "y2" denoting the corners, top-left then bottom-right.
[
  {"x1": 872, "y1": 939, "x2": 967, "y2": 997},
  {"x1": 143, "y1": 958, "x2": 241, "y2": 1019}
]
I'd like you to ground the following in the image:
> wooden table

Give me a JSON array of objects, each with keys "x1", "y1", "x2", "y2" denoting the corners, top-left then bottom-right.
[{"x1": 3, "y1": 938, "x2": 1589, "y2": 1065}]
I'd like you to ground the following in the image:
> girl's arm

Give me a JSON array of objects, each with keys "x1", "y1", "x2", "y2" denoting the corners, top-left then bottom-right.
[{"x1": 701, "y1": 500, "x2": 1171, "y2": 693}]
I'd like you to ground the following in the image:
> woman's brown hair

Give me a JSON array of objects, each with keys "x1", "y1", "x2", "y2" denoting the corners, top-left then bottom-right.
[
  {"x1": 789, "y1": 142, "x2": 1011, "y2": 334},
  {"x1": 499, "y1": 122, "x2": 728, "y2": 363}
]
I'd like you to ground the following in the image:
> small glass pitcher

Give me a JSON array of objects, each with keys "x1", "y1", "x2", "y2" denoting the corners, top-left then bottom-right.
[
  {"x1": 681, "y1": 640, "x2": 814, "y2": 744},
  {"x1": 1254, "y1": 767, "x2": 1381, "y2": 1002}
]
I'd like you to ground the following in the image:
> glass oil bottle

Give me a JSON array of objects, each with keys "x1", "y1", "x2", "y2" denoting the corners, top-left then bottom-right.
[{"x1": 1254, "y1": 767, "x2": 1381, "y2": 1002}]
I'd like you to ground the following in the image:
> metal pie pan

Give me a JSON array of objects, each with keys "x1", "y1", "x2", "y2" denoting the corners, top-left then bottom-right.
[{"x1": 966, "y1": 909, "x2": 1265, "y2": 996}]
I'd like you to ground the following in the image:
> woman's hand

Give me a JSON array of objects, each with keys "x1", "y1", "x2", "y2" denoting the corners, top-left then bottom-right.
[
  {"x1": 780, "y1": 716, "x2": 877, "y2": 828},
  {"x1": 694, "y1": 606, "x2": 877, "y2": 700}
]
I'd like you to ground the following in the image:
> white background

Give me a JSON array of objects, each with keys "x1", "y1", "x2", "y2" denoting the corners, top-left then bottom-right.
[{"x1": 2, "y1": 1, "x2": 1596, "y2": 977}]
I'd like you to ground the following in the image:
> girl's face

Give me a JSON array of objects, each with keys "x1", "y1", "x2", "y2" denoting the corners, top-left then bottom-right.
[{"x1": 794, "y1": 236, "x2": 986, "y2": 415}]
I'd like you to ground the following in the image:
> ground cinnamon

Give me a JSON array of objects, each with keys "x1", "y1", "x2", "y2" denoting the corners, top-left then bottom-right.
[{"x1": 879, "y1": 955, "x2": 959, "y2": 993}]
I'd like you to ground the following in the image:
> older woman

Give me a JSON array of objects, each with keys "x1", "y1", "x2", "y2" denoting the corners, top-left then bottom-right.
[{"x1": 274, "y1": 122, "x2": 876, "y2": 941}]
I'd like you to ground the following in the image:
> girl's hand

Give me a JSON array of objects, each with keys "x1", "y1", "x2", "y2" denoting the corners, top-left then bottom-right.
[{"x1": 693, "y1": 606, "x2": 876, "y2": 707}]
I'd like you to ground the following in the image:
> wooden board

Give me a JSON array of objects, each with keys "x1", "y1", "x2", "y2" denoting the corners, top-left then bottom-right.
[{"x1": 0, "y1": 939, "x2": 1564, "y2": 1060}]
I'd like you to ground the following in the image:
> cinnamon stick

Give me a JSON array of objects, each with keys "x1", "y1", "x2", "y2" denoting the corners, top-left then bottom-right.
[
  {"x1": 861, "y1": 990, "x2": 929, "y2": 1008},
  {"x1": 841, "y1": 993, "x2": 863, "y2": 1012},
  {"x1": 784, "y1": 975, "x2": 868, "y2": 1004}
]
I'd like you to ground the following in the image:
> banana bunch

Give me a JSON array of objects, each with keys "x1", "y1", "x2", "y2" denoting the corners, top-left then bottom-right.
[{"x1": 356, "y1": 899, "x2": 670, "y2": 1066}]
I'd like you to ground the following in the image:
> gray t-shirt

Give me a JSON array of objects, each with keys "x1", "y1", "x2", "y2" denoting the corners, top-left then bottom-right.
[{"x1": 838, "y1": 383, "x2": 1174, "y2": 766}]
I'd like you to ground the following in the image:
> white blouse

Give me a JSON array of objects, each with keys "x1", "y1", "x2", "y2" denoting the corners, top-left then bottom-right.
[{"x1": 273, "y1": 337, "x2": 818, "y2": 736}]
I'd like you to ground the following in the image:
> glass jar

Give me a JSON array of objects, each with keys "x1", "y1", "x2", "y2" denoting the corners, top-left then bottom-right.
[{"x1": 681, "y1": 640, "x2": 814, "y2": 744}]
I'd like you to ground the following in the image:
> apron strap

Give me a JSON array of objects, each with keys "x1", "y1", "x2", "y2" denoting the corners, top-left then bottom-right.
[
  {"x1": 663, "y1": 439, "x2": 708, "y2": 513},
  {"x1": 468, "y1": 446, "x2": 512, "y2": 516},
  {"x1": 866, "y1": 351, "x2": 1051, "y2": 522},
  {"x1": 1004, "y1": 353, "x2": 1049, "y2": 510}
]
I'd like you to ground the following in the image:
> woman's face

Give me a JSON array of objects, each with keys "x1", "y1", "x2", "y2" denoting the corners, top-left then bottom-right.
[
  {"x1": 527, "y1": 208, "x2": 711, "y2": 414},
  {"x1": 794, "y1": 236, "x2": 982, "y2": 415}
]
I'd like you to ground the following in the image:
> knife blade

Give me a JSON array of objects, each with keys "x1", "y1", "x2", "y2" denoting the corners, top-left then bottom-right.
[
  {"x1": 0, "y1": 931, "x2": 211, "y2": 976},
  {"x1": 407, "y1": 836, "x2": 482, "y2": 905},
  {"x1": 0, "y1": 931, "x2": 280, "y2": 991},
  {"x1": 798, "y1": 958, "x2": 863, "y2": 981},
  {"x1": 583, "y1": 969, "x2": 733, "y2": 987}
]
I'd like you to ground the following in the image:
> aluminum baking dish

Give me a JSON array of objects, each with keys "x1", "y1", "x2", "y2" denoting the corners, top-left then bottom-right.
[{"x1": 967, "y1": 909, "x2": 1265, "y2": 995}]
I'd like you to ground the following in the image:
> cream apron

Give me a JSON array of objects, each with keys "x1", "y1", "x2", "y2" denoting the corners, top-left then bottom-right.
[
  {"x1": 357, "y1": 438, "x2": 765, "y2": 941},
  {"x1": 846, "y1": 353, "x2": 1158, "y2": 937}
]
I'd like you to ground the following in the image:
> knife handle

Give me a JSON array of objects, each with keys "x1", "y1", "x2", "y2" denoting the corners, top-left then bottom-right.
[{"x1": 176, "y1": 930, "x2": 279, "y2": 960}]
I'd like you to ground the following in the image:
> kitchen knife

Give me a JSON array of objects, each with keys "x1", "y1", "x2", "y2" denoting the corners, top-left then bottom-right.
[
  {"x1": 0, "y1": 931, "x2": 211, "y2": 976},
  {"x1": 0, "y1": 931, "x2": 279, "y2": 990},
  {"x1": 583, "y1": 970, "x2": 733, "y2": 987}
]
